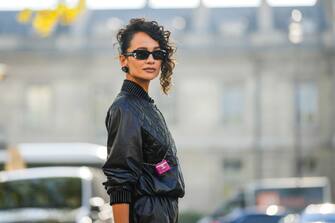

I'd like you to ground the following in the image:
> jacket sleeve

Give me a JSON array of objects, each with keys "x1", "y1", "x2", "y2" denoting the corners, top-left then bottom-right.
[{"x1": 102, "y1": 105, "x2": 143, "y2": 205}]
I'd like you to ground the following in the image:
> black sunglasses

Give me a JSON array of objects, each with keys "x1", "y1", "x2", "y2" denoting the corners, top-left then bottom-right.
[{"x1": 123, "y1": 49, "x2": 167, "y2": 60}]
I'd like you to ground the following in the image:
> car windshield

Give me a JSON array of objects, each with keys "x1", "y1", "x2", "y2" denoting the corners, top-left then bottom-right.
[
  {"x1": 302, "y1": 214, "x2": 335, "y2": 222},
  {"x1": 255, "y1": 187, "x2": 325, "y2": 212},
  {"x1": 238, "y1": 215, "x2": 283, "y2": 223},
  {"x1": 0, "y1": 177, "x2": 82, "y2": 209}
]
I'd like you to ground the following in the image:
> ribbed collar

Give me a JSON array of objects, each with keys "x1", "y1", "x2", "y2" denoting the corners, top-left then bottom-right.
[{"x1": 121, "y1": 79, "x2": 154, "y2": 103}]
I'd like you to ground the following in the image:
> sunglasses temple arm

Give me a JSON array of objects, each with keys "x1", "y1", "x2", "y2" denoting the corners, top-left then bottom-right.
[{"x1": 123, "y1": 52, "x2": 134, "y2": 57}]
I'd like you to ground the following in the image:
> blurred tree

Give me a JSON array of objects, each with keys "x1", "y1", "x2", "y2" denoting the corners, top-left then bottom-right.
[
  {"x1": 33, "y1": 10, "x2": 58, "y2": 37},
  {"x1": 16, "y1": 0, "x2": 86, "y2": 37},
  {"x1": 17, "y1": 9, "x2": 32, "y2": 23}
]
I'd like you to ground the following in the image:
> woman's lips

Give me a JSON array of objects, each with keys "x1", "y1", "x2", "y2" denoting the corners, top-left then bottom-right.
[{"x1": 143, "y1": 68, "x2": 156, "y2": 73}]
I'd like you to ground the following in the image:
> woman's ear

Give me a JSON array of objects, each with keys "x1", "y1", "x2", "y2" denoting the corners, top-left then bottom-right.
[{"x1": 119, "y1": 54, "x2": 127, "y2": 67}]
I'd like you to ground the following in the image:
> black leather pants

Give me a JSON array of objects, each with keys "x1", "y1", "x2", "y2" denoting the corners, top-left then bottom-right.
[{"x1": 131, "y1": 196, "x2": 179, "y2": 223}]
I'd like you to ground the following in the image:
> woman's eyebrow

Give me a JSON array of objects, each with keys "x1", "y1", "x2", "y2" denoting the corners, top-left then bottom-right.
[{"x1": 135, "y1": 46, "x2": 161, "y2": 50}]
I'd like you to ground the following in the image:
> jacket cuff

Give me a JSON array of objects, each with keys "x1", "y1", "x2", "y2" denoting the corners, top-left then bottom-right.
[{"x1": 110, "y1": 190, "x2": 132, "y2": 205}]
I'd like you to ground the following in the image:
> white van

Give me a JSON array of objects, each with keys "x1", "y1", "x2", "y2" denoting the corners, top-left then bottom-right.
[
  {"x1": 0, "y1": 143, "x2": 106, "y2": 169},
  {"x1": 0, "y1": 166, "x2": 113, "y2": 223}
]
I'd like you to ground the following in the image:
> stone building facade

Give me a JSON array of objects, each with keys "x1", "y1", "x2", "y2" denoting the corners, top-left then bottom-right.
[{"x1": 1, "y1": 0, "x2": 335, "y2": 213}]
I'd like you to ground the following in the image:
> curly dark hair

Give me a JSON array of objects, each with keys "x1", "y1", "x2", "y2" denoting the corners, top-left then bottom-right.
[{"x1": 116, "y1": 18, "x2": 176, "y2": 95}]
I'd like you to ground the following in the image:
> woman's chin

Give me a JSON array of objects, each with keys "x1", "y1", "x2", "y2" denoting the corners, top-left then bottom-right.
[{"x1": 137, "y1": 73, "x2": 159, "y2": 81}]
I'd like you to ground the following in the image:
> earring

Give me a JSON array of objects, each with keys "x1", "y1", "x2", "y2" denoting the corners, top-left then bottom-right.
[{"x1": 121, "y1": 66, "x2": 129, "y2": 73}]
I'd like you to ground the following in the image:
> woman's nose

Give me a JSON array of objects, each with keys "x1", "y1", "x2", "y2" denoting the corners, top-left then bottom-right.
[{"x1": 146, "y1": 54, "x2": 155, "y2": 63}]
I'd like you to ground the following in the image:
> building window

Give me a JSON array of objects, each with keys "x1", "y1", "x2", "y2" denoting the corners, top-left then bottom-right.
[
  {"x1": 223, "y1": 158, "x2": 243, "y2": 173},
  {"x1": 295, "y1": 81, "x2": 318, "y2": 126},
  {"x1": 301, "y1": 156, "x2": 317, "y2": 172},
  {"x1": 25, "y1": 85, "x2": 52, "y2": 128},
  {"x1": 221, "y1": 83, "x2": 245, "y2": 125}
]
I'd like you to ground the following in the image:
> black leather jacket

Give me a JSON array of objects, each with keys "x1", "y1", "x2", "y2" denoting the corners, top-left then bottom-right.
[{"x1": 102, "y1": 80, "x2": 185, "y2": 223}]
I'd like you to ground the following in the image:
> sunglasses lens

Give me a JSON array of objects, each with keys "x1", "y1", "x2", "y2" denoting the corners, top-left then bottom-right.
[
  {"x1": 134, "y1": 50, "x2": 150, "y2": 60},
  {"x1": 132, "y1": 50, "x2": 167, "y2": 60},
  {"x1": 152, "y1": 50, "x2": 167, "y2": 60}
]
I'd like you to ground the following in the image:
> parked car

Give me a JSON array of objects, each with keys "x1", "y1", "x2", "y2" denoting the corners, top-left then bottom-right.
[
  {"x1": 300, "y1": 203, "x2": 335, "y2": 223},
  {"x1": 197, "y1": 177, "x2": 331, "y2": 223},
  {"x1": 217, "y1": 206, "x2": 286, "y2": 223},
  {"x1": 278, "y1": 214, "x2": 300, "y2": 223},
  {"x1": 0, "y1": 166, "x2": 113, "y2": 223}
]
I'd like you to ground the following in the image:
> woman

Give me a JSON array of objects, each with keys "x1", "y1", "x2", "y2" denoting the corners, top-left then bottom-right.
[{"x1": 102, "y1": 18, "x2": 185, "y2": 223}]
